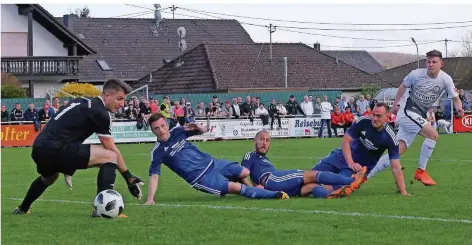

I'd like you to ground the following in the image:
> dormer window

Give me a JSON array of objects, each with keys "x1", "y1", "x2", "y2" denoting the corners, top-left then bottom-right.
[{"x1": 96, "y1": 60, "x2": 112, "y2": 71}]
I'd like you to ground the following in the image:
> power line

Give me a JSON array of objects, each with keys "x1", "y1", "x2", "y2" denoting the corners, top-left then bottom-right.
[
  {"x1": 109, "y1": 10, "x2": 154, "y2": 18},
  {"x1": 159, "y1": 10, "x2": 444, "y2": 49},
  {"x1": 164, "y1": 8, "x2": 448, "y2": 43},
  {"x1": 160, "y1": 9, "x2": 269, "y2": 28},
  {"x1": 177, "y1": 6, "x2": 472, "y2": 26},
  {"x1": 273, "y1": 23, "x2": 472, "y2": 32},
  {"x1": 319, "y1": 40, "x2": 441, "y2": 49},
  {"x1": 179, "y1": 7, "x2": 472, "y2": 32},
  {"x1": 124, "y1": 4, "x2": 154, "y2": 11},
  {"x1": 275, "y1": 27, "x2": 438, "y2": 42}
]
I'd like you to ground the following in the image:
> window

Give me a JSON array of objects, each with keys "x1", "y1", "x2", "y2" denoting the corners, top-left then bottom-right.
[{"x1": 96, "y1": 60, "x2": 112, "y2": 71}]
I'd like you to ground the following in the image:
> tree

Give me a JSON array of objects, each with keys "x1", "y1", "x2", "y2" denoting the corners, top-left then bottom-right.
[
  {"x1": 57, "y1": 82, "x2": 100, "y2": 98},
  {"x1": 360, "y1": 84, "x2": 381, "y2": 98},
  {"x1": 69, "y1": 6, "x2": 91, "y2": 18},
  {"x1": 450, "y1": 30, "x2": 472, "y2": 57},
  {"x1": 1, "y1": 73, "x2": 27, "y2": 98}
]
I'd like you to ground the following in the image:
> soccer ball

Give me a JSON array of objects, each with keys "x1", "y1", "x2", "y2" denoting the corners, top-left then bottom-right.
[{"x1": 93, "y1": 189, "x2": 124, "y2": 218}]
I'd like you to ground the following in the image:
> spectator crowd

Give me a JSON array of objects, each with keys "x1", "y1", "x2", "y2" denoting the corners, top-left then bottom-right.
[{"x1": 2, "y1": 89, "x2": 471, "y2": 135}]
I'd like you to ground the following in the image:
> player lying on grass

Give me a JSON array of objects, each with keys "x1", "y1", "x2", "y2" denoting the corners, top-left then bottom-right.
[
  {"x1": 241, "y1": 131, "x2": 365, "y2": 199},
  {"x1": 144, "y1": 113, "x2": 289, "y2": 205},
  {"x1": 13, "y1": 79, "x2": 144, "y2": 217},
  {"x1": 312, "y1": 102, "x2": 412, "y2": 196},
  {"x1": 367, "y1": 50, "x2": 464, "y2": 186}
]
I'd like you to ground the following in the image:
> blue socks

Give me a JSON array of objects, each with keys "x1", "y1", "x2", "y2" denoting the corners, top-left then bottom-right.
[
  {"x1": 240, "y1": 185, "x2": 278, "y2": 199},
  {"x1": 312, "y1": 186, "x2": 330, "y2": 198},
  {"x1": 316, "y1": 171, "x2": 353, "y2": 185}
]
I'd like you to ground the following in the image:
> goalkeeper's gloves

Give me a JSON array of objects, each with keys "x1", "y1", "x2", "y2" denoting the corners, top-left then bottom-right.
[{"x1": 121, "y1": 170, "x2": 145, "y2": 200}]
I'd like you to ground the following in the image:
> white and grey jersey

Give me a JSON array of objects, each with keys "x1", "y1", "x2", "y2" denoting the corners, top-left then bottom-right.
[{"x1": 403, "y1": 69, "x2": 457, "y2": 117}]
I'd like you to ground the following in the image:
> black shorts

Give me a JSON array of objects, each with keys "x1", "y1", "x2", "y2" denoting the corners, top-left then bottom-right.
[{"x1": 31, "y1": 140, "x2": 90, "y2": 177}]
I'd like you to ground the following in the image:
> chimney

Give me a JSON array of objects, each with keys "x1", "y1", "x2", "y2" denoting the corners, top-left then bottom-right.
[
  {"x1": 63, "y1": 14, "x2": 74, "y2": 31},
  {"x1": 314, "y1": 42, "x2": 321, "y2": 51}
]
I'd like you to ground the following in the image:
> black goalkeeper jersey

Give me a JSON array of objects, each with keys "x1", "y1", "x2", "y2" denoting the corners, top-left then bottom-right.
[{"x1": 34, "y1": 97, "x2": 112, "y2": 144}]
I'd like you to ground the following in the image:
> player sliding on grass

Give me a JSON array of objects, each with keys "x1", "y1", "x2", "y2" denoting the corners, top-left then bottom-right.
[
  {"x1": 366, "y1": 50, "x2": 464, "y2": 186},
  {"x1": 144, "y1": 113, "x2": 289, "y2": 205},
  {"x1": 13, "y1": 79, "x2": 144, "y2": 217},
  {"x1": 241, "y1": 130, "x2": 365, "y2": 199},
  {"x1": 312, "y1": 102, "x2": 411, "y2": 196}
]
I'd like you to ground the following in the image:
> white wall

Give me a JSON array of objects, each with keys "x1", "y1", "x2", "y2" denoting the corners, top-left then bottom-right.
[
  {"x1": 1, "y1": 4, "x2": 68, "y2": 57},
  {"x1": 20, "y1": 80, "x2": 65, "y2": 98},
  {"x1": 1, "y1": 32, "x2": 27, "y2": 56}
]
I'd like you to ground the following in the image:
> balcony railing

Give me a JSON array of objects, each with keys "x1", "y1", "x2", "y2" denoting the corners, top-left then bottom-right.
[{"x1": 1, "y1": 56, "x2": 83, "y2": 77}]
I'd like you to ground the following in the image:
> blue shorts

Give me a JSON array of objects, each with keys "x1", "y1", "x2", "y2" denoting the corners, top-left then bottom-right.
[
  {"x1": 264, "y1": 170, "x2": 304, "y2": 197},
  {"x1": 191, "y1": 159, "x2": 244, "y2": 196},
  {"x1": 312, "y1": 151, "x2": 354, "y2": 177}
]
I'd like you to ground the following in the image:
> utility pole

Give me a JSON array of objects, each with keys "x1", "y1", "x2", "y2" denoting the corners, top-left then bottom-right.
[
  {"x1": 445, "y1": 38, "x2": 449, "y2": 58},
  {"x1": 269, "y1": 23, "x2": 276, "y2": 62},
  {"x1": 171, "y1": 5, "x2": 177, "y2": 19}
]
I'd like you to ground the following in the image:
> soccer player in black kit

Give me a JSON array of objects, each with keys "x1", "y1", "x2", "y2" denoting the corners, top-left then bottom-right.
[{"x1": 12, "y1": 79, "x2": 144, "y2": 218}]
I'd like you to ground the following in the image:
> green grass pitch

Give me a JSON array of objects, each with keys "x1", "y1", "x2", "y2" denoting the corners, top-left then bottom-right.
[{"x1": 2, "y1": 134, "x2": 472, "y2": 245}]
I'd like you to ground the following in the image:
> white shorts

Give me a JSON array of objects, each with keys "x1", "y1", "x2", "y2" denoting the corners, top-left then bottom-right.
[
  {"x1": 395, "y1": 109, "x2": 429, "y2": 148},
  {"x1": 437, "y1": 119, "x2": 450, "y2": 127}
]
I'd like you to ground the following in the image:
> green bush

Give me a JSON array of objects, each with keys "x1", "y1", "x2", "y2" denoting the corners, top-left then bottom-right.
[{"x1": 1, "y1": 84, "x2": 26, "y2": 98}]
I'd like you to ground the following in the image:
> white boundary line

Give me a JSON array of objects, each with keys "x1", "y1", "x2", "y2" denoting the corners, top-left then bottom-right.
[{"x1": 5, "y1": 197, "x2": 472, "y2": 224}]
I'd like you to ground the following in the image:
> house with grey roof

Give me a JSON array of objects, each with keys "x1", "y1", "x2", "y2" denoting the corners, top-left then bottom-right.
[
  {"x1": 58, "y1": 15, "x2": 254, "y2": 83},
  {"x1": 321, "y1": 50, "x2": 384, "y2": 74},
  {"x1": 133, "y1": 42, "x2": 389, "y2": 95}
]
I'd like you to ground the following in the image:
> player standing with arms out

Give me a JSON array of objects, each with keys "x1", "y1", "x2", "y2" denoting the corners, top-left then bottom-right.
[
  {"x1": 145, "y1": 113, "x2": 289, "y2": 205},
  {"x1": 241, "y1": 131, "x2": 366, "y2": 199},
  {"x1": 367, "y1": 50, "x2": 464, "y2": 186},
  {"x1": 13, "y1": 79, "x2": 144, "y2": 217},
  {"x1": 312, "y1": 103, "x2": 411, "y2": 196}
]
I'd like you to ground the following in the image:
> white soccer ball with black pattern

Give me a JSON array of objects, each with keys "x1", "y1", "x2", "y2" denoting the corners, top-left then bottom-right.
[{"x1": 93, "y1": 189, "x2": 125, "y2": 218}]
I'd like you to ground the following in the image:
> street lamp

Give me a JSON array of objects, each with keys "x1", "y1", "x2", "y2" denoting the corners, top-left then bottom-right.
[{"x1": 411, "y1": 37, "x2": 419, "y2": 69}]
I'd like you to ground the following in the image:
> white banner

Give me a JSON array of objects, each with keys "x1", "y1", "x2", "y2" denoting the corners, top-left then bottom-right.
[
  {"x1": 83, "y1": 121, "x2": 157, "y2": 144},
  {"x1": 290, "y1": 117, "x2": 345, "y2": 137},
  {"x1": 188, "y1": 118, "x2": 290, "y2": 140}
]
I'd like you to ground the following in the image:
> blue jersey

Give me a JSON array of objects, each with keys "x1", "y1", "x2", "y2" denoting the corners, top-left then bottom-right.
[
  {"x1": 149, "y1": 127, "x2": 214, "y2": 184},
  {"x1": 241, "y1": 151, "x2": 277, "y2": 185},
  {"x1": 325, "y1": 117, "x2": 400, "y2": 169}
]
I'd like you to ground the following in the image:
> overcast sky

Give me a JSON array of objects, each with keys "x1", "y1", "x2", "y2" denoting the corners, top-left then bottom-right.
[{"x1": 42, "y1": 3, "x2": 472, "y2": 55}]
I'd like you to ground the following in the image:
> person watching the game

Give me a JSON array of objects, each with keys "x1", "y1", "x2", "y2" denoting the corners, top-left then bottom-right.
[
  {"x1": 1, "y1": 104, "x2": 9, "y2": 122},
  {"x1": 13, "y1": 79, "x2": 144, "y2": 217},
  {"x1": 241, "y1": 131, "x2": 365, "y2": 199},
  {"x1": 362, "y1": 106, "x2": 373, "y2": 116},
  {"x1": 434, "y1": 106, "x2": 452, "y2": 134},
  {"x1": 255, "y1": 103, "x2": 270, "y2": 129},
  {"x1": 312, "y1": 103, "x2": 411, "y2": 196},
  {"x1": 10, "y1": 103, "x2": 24, "y2": 121},
  {"x1": 160, "y1": 96, "x2": 171, "y2": 125},
  {"x1": 342, "y1": 107, "x2": 355, "y2": 132},
  {"x1": 367, "y1": 50, "x2": 464, "y2": 186},
  {"x1": 318, "y1": 95, "x2": 333, "y2": 138},
  {"x1": 330, "y1": 106, "x2": 345, "y2": 137},
  {"x1": 145, "y1": 113, "x2": 290, "y2": 205}
]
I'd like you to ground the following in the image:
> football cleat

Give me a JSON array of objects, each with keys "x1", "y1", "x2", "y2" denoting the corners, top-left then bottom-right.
[
  {"x1": 351, "y1": 167, "x2": 367, "y2": 190},
  {"x1": 12, "y1": 207, "x2": 31, "y2": 215},
  {"x1": 414, "y1": 169, "x2": 436, "y2": 186},
  {"x1": 65, "y1": 174, "x2": 73, "y2": 190},
  {"x1": 327, "y1": 185, "x2": 353, "y2": 199},
  {"x1": 276, "y1": 191, "x2": 290, "y2": 200}
]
